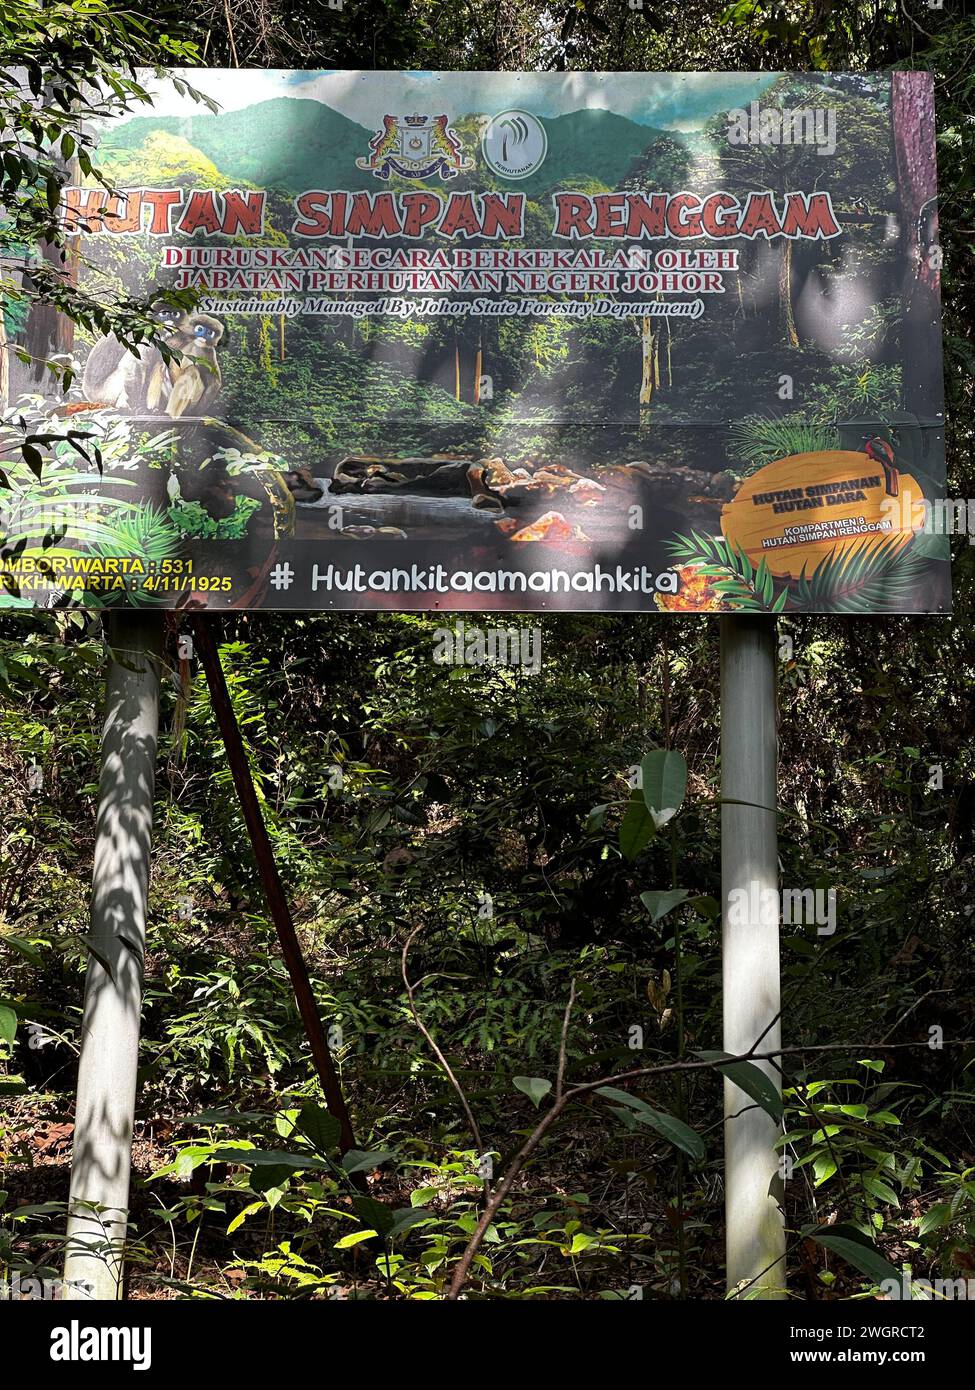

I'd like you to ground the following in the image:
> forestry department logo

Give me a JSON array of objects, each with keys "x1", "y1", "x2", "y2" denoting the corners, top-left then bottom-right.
[
  {"x1": 356, "y1": 114, "x2": 474, "y2": 181},
  {"x1": 481, "y1": 110, "x2": 547, "y2": 179}
]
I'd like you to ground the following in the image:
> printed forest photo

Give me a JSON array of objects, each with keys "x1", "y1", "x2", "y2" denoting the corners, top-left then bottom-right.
[{"x1": 0, "y1": 67, "x2": 950, "y2": 614}]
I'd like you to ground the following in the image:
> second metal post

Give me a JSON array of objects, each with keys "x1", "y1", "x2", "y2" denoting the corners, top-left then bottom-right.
[{"x1": 720, "y1": 615, "x2": 786, "y2": 1299}]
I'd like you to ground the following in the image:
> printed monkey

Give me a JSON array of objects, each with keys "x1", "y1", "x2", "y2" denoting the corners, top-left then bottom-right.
[
  {"x1": 81, "y1": 304, "x2": 187, "y2": 412},
  {"x1": 165, "y1": 314, "x2": 224, "y2": 419}
]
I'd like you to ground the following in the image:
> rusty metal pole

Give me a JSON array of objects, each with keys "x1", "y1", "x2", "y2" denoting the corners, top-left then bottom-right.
[{"x1": 189, "y1": 614, "x2": 357, "y2": 1154}]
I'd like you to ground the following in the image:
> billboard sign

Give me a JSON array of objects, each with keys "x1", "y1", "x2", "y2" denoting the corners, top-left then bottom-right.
[{"x1": 0, "y1": 70, "x2": 948, "y2": 613}]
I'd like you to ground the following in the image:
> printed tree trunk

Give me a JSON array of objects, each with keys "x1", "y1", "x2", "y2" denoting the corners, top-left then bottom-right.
[
  {"x1": 639, "y1": 312, "x2": 672, "y2": 420},
  {"x1": 639, "y1": 316, "x2": 657, "y2": 417},
  {"x1": 778, "y1": 241, "x2": 799, "y2": 348},
  {"x1": 24, "y1": 240, "x2": 78, "y2": 382},
  {"x1": 0, "y1": 274, "x2": 8, "y2": 409},
  {"x1": 25, "y1": 147, "x2": 79, "y2": 383},
  {"x1": 892, "y1": 71, "x2": 942, "y2": 414},
  {"x1": 453, "y1": 328, "x2": 481, "y2": 405}
]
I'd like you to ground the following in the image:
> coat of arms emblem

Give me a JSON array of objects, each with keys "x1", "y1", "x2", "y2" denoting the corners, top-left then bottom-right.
[{"x1": 356, "y1": 114, "x2": 474, "y2": 181}]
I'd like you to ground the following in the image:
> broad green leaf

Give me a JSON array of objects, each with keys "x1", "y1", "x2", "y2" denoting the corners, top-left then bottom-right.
[
  {"x1": 513, "y1": 1076, "x2": 552, "y2": 1108},
  {"x1": 227, "y1": 1202, "x2": 263, "y2": 1234},
  {"x1": 249, "y1": 1165, "x2": 292, "y2": 1195},
  {"x1": 619, "y1": 793, "x2": 655, "y2": 861},
  {"x1": 813, "y1": 1154, "x2": 837, "y2": 1185},
  {"x1": 917, "y1": 1203, "x2": 952, "y2": 1236},
  {"x1": 274, "y1": 1108, "x2": 301, "y2": 1139},
  {"x1": 335, "y1": 1229, "x2": 376, "y2": 1249},
  {"x1": 0, "y1": 1006, "x2": 17, "y2": 1045},
  {"x1": 596, "y1": 1085, "x2": 651, "y2": 1111},
  {"x1": 387, "y1": 1208, "x2": 436, "y2": 1237},
  {"x1": 863, "y1": 1175, "x2": 900, "y2": 1206},
  {"x1": 2, "y1": 936, "x2": 43, "y2": 966},
  {"x1": 687, "y1": 895, "x2": 721, "y2": 920},
  {"x1": 626, "y1": 1106, "x2": 705, "y2": 1160},
  {"x1": 297, "y1": 1101, "x2": 342, "y2": 1154},
  {"x1": 640, "y1": 889, "x2": 690, "y2": 923},
  {"x1": 809, "y1": 1225, "x2": 900, "y2": 1288},
  {"x1": 352, "y1": 1195, "x2": 395, "y2": 1235},
  {"x1": 596, "y1": 1087, "x2": 704, "y2": 1161},
  {"x1": 567, "y1": 1232, "x2": 599, "y2": 1253},
  {"x1": 410, "y1": 1185, "x2": 439, "y2": 1208},
  {"x1": 11, "y1": 1201, "x2": 64, "y2": 1219},
  {"x1": 210, "y1": 1147, "x2": 325, "y2": 1171},
  {"x1": 640, "y1": 750, "x2": 687, "y2": 819},
  {"x1": 696, "y1": 1051, "x2": 784, "y2": 1122},
  {"x1": 341, "y1": 1148, "x2": 395, "y2": 1174}
]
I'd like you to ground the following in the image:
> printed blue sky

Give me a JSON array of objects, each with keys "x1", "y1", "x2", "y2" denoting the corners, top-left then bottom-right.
[{"x1": 115, "y1": 68, "x2": 779, "y2": 133}]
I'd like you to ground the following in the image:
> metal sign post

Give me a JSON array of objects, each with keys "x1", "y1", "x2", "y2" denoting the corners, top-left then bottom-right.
[
  {"x1": 63, "y1": 611, "x2": 163, "y2": 1300},
  {"x1": 720, "y1": 615, "x2": 786, "y2": 1299}
]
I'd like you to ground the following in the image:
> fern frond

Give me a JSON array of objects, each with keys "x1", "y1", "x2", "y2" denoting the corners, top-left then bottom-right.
[
  {"x1": 789, "y1": 537, "x2": 928, "y2": 613},
  {"x1": 727, "y1": 414, "x2": 841, "y2": 474}
]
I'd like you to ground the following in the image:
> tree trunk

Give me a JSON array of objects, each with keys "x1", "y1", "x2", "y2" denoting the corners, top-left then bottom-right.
[
  {"x1": 639, "y1": 317, "x2": 656, "y2": 410},
  {"x1": 0, "y1": 290, "x2": 8, "y2": 410},
  {"x1": 25, "y1": 147, "x2": 79, "y2": 383},
  {"x1": 892, "y1": 71, "x2": 942, "y2": 416},
  {"x1": 778, "y1": 241, "x2": 799, "y2": 348}
]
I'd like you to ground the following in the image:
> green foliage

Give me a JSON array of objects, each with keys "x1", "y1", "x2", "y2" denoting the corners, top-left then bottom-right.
[
  {"x1": 807, "y1": 363, "x2": 903, "y2": 424},
  {"x1": 790, "y1": 536, "x2": 931, "y2": 614},
  {"x1": 167, "y1": 496, "x2": 261, "y2": 541},
  {"x1": 668, "y1": 531, "x2": 789, "y2": 612},
  {"x1": 0, "y1": 1, "x2": 209, "y2": 372},
  {"x1": 1, "y1": 0, "x2": 973, "y2": 1308},
  {"x1": 727, "y1": 414, "x2": 841, "y2": 474}
]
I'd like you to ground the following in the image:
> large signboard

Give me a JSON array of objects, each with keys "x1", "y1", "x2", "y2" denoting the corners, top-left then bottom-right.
[{"x1": 0, "y1": 70, "x2": 948, "y2": 613}]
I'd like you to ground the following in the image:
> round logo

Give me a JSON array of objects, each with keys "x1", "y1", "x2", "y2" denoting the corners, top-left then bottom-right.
[{"x1": 482, "y1": 110, "x2": 547, "y2": 180}]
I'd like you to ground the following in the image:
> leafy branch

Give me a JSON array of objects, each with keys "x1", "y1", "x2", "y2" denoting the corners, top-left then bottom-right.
[
  {"x1": 0, "y1": 1, "x2": 213, "y2": 374},
  {"x1": 789, "y1": 536, "x2": 932, "y2": 613},
  {"x1": 668, "y1": 531, "x2": 789, "y2": 613}
]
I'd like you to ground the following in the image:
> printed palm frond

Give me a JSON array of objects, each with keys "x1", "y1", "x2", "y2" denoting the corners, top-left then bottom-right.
[
  {"x1": 727, "y1": 414, "x2": 840, "y2": 474},
  {"x1": 668, "y1": 531, "x2": 789, "y2": 613},
  {"x1": 86, "y1": 504, "x2": 184, "y2": 608},
  {"x1": 2, "y1": 493, "x2": 152, "y2": 553},
  {"x1": 88, "y1": 503, "x2": 182, "y2": 565},
  {"x1": 789, "y1": 537, "x2": 929, "y2": 613}
]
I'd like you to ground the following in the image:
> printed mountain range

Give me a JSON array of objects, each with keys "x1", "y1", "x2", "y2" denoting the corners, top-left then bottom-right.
[{"x1": 98, "y1": 96, "x2": 683, "y2": 195}]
